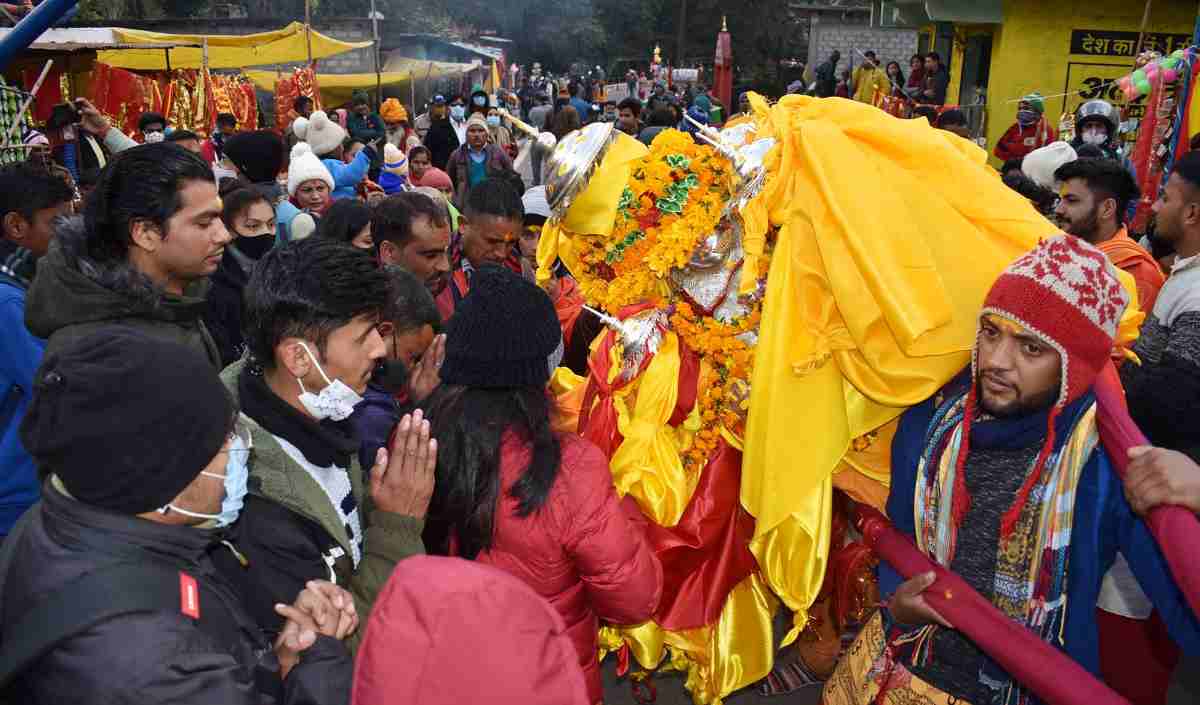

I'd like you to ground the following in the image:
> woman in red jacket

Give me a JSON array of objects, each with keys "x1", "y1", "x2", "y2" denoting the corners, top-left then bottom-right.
[{"x1": 421, "y1": 264, "x2": 664, "y2": 704}]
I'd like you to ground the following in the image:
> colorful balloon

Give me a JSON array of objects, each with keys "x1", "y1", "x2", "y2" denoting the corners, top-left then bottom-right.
[
  {"x1": 1163, "y1": 68, "x2": 1179, "y2": 83},
  {"x1": 1173, "y1": 48, "x2": 1187, "y2": 60},
  {"x1": 1135, "y1": 76, "x2": 1152, "y2": 95}
]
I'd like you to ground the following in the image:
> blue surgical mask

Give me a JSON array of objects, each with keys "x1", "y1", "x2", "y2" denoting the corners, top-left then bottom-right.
[
  {"x1": 450, "y1": 105, "x2": 466, "y2": 120},
  {"x1": 486, "y1": 115, "x2": 501, "y2": 127},
  {"x1": 158, "y1": 424, "x2": 252, "y2": 527}
]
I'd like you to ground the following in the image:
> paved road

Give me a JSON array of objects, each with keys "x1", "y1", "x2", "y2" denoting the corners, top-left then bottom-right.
[{"x1": 599, "y1": 658, "x2": 823, "y2": 705}]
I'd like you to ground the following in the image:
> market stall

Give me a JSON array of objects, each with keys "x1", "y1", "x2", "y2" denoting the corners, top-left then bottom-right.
[
  {"x1": 246, "y1": 57, "x2": 476, "y2": 108},
  {"x1": 0, "y1": 23, "x2": 371, "y2": 137}
]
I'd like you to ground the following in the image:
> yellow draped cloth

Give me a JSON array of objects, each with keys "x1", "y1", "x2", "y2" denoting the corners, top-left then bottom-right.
[
  {"x1": 741, "y1": 94, "x2": 1141, "y2": 648},
  {"x1": 543, "y1": 95, "x2": 1144, "y2": 702},
  {"x1": 98, "y1": 23, "x2": 371, "y2": 71}
]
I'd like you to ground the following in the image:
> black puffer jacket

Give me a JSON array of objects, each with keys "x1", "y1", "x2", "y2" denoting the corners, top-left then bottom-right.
[
  {"x1": 0, "y1": 480, "x2": 351, "y2": 705},
  {"x1": 203, "y1": 244, "x2": 257, "y2": 368},
  {"x1": 423, "y1": 118, "x2": 460, "y2": 171},
  {"x1": 24, "y1": 216, "x2": 220, "y2": 368}
]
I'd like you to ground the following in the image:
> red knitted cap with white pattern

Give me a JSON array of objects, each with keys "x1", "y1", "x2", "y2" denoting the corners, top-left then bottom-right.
[
  {"x1": 978, "y1": 234, "x2": 1128, "y2": 409},
  {"x1": 954, "y1": 234, "x2": 1129, "y2": 540}
]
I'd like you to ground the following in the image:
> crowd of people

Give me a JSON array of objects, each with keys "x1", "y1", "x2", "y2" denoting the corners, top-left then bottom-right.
[{"x1": 0, "y1": 56, "x2": 1199, "y2": 705}]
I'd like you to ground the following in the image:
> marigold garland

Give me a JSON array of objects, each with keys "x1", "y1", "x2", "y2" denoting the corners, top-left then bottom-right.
[
  {"x1": 670, "y1": 300, "x2": 764, "y2": 470},
  {"x1": 569, "y1": 128, "x2": 776, "y2": 473},
  {"x1": 574, "y1": 130, "x2": 733, "y2": 313}
]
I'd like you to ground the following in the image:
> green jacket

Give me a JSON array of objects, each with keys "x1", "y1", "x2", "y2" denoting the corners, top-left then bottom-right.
[
  {"x1": 221, "y1": 359, "x2": 424, "y2": 652},
  {"x1": 25, "y1": 216, "x2": 220, "y2": 368}
]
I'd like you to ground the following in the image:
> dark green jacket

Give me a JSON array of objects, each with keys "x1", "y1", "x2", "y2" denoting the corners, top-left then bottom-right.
[
  {"x1": 220, "y1": 358, "x2": 424, "y2": 652},
  {"x1": 25, "y1": 216, "x2": 220, "y2": 367}
]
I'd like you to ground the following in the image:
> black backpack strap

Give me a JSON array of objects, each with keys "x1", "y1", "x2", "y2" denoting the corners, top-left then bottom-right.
[{"x1": 0, "y1": 555, "x2": 198, "y2": 690}]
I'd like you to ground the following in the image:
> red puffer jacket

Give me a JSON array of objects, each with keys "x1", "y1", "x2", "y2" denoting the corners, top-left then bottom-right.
[{"x1": 470, "y1": 431, "x2": 663, "y2": 704}]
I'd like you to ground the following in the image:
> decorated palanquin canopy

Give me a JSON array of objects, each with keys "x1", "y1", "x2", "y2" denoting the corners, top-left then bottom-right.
[
  {"x1": 96, "y1": 22, "x2": 371, "y2": 71},
  {"x1": 536, "y1": 95, "x2": 1146, "y2": 703},
  {"x1": 89, "y1": 63, "x2": 257, "y2": 136}
]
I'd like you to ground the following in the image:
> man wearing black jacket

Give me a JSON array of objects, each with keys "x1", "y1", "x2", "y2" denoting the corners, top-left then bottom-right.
[
  {"x1": 423, "y1": 95, "x2": 461, "y2": 171},
  {"x1": 1, "y1": 329, "x2": 354, "y2": 704},
  {"x1": 223, "y1": 238, "x2": 434, "y2": 652}
]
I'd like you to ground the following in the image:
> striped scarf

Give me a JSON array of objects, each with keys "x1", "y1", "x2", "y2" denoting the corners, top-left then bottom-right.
[{"x1": 912, "y1": 391, "x2": 1099, "y2": 705}]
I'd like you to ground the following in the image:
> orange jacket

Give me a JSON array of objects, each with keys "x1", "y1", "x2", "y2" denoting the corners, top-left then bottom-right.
[{"x1": 1099, "y1": 228, "x2": 1165, "y2": 313}]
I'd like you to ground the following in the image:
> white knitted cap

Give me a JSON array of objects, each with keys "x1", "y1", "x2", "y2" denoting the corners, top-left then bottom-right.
[
  {"x1": 291, "y1": 212, "x2": 317, "y2": 241},
  {"x1": 287, "y1": 142, "x2": 335, "y2": 196},
  {"x1": 302, "y1": 110, "x2": 347, "y2": 157},
  {"x1": 1021, "y1": 141, "x2": 1077, "y2": 190},
  {"x1": 383, "y1": 142, "x2": 408, "y2": 176},
  {"x1": 292, "y1": 116, "x2": 310, "y2": 141}
]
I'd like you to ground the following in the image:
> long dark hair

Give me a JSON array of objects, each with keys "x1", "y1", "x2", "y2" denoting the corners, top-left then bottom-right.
[
  {"x1": 420, "y1": 384, "x2": 562, "y2": 559},
  {"x1": 315, "y1": 198, "x2": 371, "y2": 245}
]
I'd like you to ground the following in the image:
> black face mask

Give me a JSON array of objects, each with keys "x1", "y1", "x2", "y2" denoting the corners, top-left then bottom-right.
[
  {"x1": 371, "y1": 358, "x2": 409, "y2": 394},
  {"x1": 234, "y1": 234, "x2": 275, "y2": 260}
]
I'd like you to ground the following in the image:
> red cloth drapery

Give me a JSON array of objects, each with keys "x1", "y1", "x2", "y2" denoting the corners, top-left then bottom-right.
[
  {"x1": 577, "y1": 305, "x2": 754, "y2": 631},
  {"x1": 272, "y1": 65, "x2": 322, "y2": 132},
  {"x1": 1130, "y1": 76, "x2": 1169, "y2": 232},
  {"x1": 648, "y1": 438, "x2": 757, "y2": 630},
  {"x1": 713, "y1": 26, "x2": 732, "y2": 121},
  {"x1": 89, "y1": 63, "x2": 161, "y2": 138}
]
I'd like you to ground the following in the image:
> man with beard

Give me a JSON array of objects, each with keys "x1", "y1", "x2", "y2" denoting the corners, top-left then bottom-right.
[
  {"x1": 434, "y1": 178, "x2": 523, "y2": 321},
  {"x1": 1121, "y1": 151, "x2": 1200, "y2": 464},
  {"x1": 1055, "y1": 157, "x2": 1163, "y2": 312},
  {"x1": 823, "y1": 235, "x2": 1200, "y2": 705},
  {"x1": 373, "y1": 192, "x2": 452, "y2": 299}
]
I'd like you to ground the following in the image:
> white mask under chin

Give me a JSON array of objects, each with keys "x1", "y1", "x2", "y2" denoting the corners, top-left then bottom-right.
[{"x1": 296, "y1": 341, "x2": 364, "y2": 421}]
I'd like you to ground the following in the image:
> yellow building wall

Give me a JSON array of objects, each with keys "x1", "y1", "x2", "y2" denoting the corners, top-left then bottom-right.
[{"x1": 976, "y1": 0, "x2": 1195, "y2": 165}]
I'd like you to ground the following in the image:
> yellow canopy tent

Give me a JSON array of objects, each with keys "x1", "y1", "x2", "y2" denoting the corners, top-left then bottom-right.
[
  {"x1": 246, "y1": 58, "x2": 477, "y2": 106},
  {"x1": 96, "y1": 22, "x2": 372, "y2": 71}
]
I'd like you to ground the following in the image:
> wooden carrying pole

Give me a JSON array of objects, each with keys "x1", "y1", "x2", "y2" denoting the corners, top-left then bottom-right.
[
  {"x1": 370, "y1": 0, "x2": 381, "y2": 103},
  {"x1": 304, "y1": 0, "x2": 313, "y2": 65},
  {"x1": 1133, "y1": 0, "x2": 1153, "y2": 69},
  {"x1": 2, "y1": 58, "x2": 51, "y2": 147}
]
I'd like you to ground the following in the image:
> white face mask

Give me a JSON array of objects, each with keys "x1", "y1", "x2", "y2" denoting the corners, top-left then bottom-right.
[
  {"x1": 1082, "y1": 127, "x2": 1108, "y2": 145},
  {"x1": 144, "y1": 131, "x2": 165, "y2": 144},
  {"x1": 295, "y1": 341, "x2": 364, "y2": 421}
]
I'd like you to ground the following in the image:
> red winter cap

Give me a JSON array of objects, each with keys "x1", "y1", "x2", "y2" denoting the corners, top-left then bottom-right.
[
  {"x1": 957, "y1": 234, "x2": 1129, "y2": 538},
  {"x1": 979, "y1": 233, "x2": 1128, "y2": 409}
]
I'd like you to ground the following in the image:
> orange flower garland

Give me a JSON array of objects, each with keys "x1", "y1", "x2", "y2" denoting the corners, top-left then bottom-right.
[
  {"x1": 670, "y1": 301, "x2": 763, "y2": 471},
  {"x1": 573, "y1": 130, "x2": 733, "y2": 313}
]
